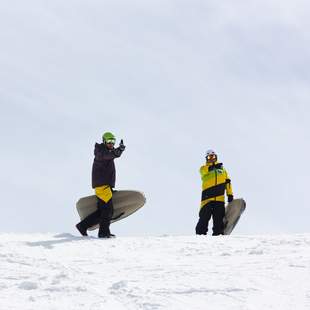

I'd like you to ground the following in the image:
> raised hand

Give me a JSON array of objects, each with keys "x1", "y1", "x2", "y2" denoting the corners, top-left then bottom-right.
[{"x1": 119, "y1": 139, "x2": 126, "y2": 151}]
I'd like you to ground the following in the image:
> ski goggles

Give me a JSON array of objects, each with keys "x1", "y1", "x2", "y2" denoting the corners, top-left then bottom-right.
[
  {"x1": 106, "y1": 139, "x2": 116, "y2": 145},
  {"x1": 206, "y1": 154, "x2": 217, "y2": 161}
]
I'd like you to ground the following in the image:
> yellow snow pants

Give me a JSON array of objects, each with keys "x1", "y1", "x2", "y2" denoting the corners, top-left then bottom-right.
[{"x1": 95, "y1": 185, "x2": 113, "y2": 203}]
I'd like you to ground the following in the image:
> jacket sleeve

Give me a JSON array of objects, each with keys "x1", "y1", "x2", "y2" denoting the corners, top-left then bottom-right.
[
  {"x1": 225, "y1": 169, "x2": 233, "y2": 196},
  {"x1": 199, "y1": 166, "x2": 207, "y2": 180},
  {"x1": 94, "y1": 144, "x2": 124, "y2": 161}
]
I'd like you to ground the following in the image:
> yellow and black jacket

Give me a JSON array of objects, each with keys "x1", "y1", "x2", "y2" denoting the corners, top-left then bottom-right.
[{"x1": 200, "y1": 161, "x2": 233, "y2": 208}]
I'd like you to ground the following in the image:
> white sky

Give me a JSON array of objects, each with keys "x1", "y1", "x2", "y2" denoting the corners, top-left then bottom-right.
[{"x1": 1, "y1": 0, "x2": 310, "y2": 236}]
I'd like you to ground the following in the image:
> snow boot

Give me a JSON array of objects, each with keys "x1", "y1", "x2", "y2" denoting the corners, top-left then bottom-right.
[
  {"x1": 76, "y1": 223, "x2": 88, "y2": 236},
  {"x1": 98, "y1": 233, "x2": 115, "y2": 239}
]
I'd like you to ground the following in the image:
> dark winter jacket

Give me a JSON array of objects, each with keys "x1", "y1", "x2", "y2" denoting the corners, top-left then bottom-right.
[{"x1": 91, "y1": 143, "x2": 124, "y2": 188}]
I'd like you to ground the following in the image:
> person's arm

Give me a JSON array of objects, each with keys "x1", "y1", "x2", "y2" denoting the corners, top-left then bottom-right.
[
  {"x1": 94, "y1": 142, "x2": 125, "y2": 161},
  {"x1": 199, "y1": 165, "x2": 207, "y2": 180},
  {"x1": 225, "y1": 169, "x2": 234, "y2": 202},
  {"x1": 113, "y1": 139, "x2": 126, "y2": 157}
]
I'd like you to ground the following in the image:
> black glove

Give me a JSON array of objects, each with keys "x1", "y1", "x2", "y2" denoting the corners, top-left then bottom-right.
[
  {"x1": 119, "y1": 139, "x2": 126, "y2": 151},
  {"x1": 228, "y1": 195, "x2": 234, "y2": 203}
]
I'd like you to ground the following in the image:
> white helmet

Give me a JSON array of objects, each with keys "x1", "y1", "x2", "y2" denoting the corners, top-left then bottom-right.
[
  {"x1": 205, "y1": 149, "x2": 217, "y2": 162},
  {"x1": 206, "y1": 149, "x2": 216, "y2": 157}
]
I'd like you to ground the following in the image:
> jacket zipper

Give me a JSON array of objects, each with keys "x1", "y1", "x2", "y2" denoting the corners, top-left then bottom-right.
[{"x1": 214, "y1": 164, "x2": 217, "y2": 201}]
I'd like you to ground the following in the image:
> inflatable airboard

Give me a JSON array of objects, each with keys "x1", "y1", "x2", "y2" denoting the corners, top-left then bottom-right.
[
  {"x1": 76, "y1": 190, "x2": 146, "y2": 231},
  {"x1": 223, "y1": 198, "x2": 246, "y2": 235}
]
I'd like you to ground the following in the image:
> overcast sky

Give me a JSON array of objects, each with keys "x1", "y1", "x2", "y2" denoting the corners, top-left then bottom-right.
[{"x1": 1, "y1": 0, "x2": 310, "y2": 236}]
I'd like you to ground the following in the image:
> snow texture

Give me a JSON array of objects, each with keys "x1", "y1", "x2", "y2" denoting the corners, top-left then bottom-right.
[{"x1": 0, "y1": 233, "x2": 309, "y2": 309}]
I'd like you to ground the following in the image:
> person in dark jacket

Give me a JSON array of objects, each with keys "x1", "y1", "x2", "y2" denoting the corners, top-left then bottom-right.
[
  {"x1": 196, "y1": 149, "x2": 234, "y2": 236},
  {"x1": 76, "y1": 132, "x2": 125, "y2": 238}
]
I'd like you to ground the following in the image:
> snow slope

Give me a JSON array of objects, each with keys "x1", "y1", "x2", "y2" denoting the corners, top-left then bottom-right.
[{"x1": 1, "y1": 233, "x2": 309, "y2": 310}]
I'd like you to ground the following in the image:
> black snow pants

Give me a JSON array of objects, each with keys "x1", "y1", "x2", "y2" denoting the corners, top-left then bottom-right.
[
  {"x1": 195, "y1": 201, "x2": 225, "y2": 236},
  {"x1": 78, "y1": 197, "x2": 114, "y2": 237}
]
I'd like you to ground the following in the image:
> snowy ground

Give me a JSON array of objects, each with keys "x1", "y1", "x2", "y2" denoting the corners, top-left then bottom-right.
[{"x1": 0, "y1": 233, "x2": 309, "y2": 310}]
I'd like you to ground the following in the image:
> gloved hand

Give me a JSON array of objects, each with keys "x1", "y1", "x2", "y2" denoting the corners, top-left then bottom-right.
[
  {"x1": 119, "y1": 139, "x2": 126, "y2": 151},
  {"x1": 228, "y1": 195, "x2": 234, "y2": 203}
]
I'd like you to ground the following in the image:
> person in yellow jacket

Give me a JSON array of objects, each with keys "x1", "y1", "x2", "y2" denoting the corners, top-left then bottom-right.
[{"x1": 195, "y1": 149, "x2": 234, "y2": 236}]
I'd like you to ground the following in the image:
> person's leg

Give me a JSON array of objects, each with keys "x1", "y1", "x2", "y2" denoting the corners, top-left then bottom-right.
[
  {"x1": 212, "y1": 202, "x2": 225, "y2": 236},
  {"x1": 94, "y1": 185, "x2": 114, "y2": 238},
  {"x1": 98, "y1": 198, "x2": 114, "y2": 238},
  {"x1": 76, "y1": 209, "x2": 101, "y2": 236},
  {"x1": 107, "y1": 198, "x2": 114, "y2": 236},
  {"x1": 195, "y1": 204, "x2": 212, "y2": 235}
]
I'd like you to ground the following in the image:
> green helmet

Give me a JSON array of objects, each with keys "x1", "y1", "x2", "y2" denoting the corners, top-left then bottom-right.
[{"x1": 102, "y1": 132, "x2": 116, "y2": 142}]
